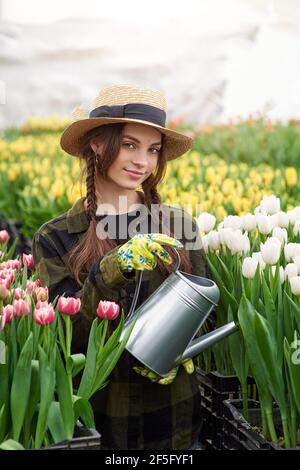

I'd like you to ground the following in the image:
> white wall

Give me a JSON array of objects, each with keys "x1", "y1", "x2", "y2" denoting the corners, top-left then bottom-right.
[{"x1": 0, "y1": 0, "x2": 300, "y2": 130}]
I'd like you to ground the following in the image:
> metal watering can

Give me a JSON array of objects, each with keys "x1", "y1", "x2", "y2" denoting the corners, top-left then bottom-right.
[{"x1": 119, "y1": 248, "x2": 238, "y2": 377}]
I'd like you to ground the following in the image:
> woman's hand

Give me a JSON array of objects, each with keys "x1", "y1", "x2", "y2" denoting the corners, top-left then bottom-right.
[
  {"x1": 117, "y1": 233, "x2": 183, "y2": 273},
  {"x1": 133, "y1": 358, "x2": 195, "y2": 385}
]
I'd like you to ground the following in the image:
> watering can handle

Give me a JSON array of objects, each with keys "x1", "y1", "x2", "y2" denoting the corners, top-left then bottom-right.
[{"x1": 124, "y1": 247, "x2": 181, "y2": 326}]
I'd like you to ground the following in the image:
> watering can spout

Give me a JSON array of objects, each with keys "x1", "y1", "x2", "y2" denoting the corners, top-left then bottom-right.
[{"x1": 180, "y1": 321, "x2": 239, "y2": 363}]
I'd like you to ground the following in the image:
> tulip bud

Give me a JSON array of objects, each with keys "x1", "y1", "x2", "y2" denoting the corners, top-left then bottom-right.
[
  {"x1": 261, "y1": 241, "x2": 281, "y2": 265},
  {"x1": 294, "y1": 221, "x2": 300, "y2": 236},
  {"x1": 272, "y1": 227, "x2": 287, "y2": 247},
  {"x1": 13, "y1": 299, "x2": 30, "y2": 318},
  {"x1": 197, "y1": 212, "x2": 216, "y2": 233},
  {"x1": 256, "y1": 214, "x2": 272, "y2": 235},
  {"x1": 201, "y1": 234, "x2": 209, "y2": 254},
  {"x1": 0, "y1": 283, "x2": 10, "y2": 303},
  {"x1": 1, "y1": 304, "x2": 13, "y2": 329},
  {"x1": 207, "y1": 231, "x2": 220, "y2": 251},
  {"x1": 58, "y1": 296, "x2": 81, "y2": 316},
  {"x1": 34, "y1": 301, "x2": 55, "y2": 326},
  {"x1": 242, "y1": 257, "x2": 259, "y2": 279},
  {"x1": 260, "y1": 195, "x2": 280, "y2": 215},
  {"x1": 285, "y1": 263, "x2": 298, "y2": 281},
  {"x1": 290, "y1": 276, "x2": 300, "y2": 296},
  {"x1": 277, "y1": 211, "x2": 290, "y2": 229},
  {"x1": 284, "y1": 243, "x2": 300, "y2": 262},
  {"x1": 241, "y1": 214, "x2": 257, "y2": 232},
  {"x1": 0, "y1": 230, "x2": 9, "y2": 244},
  {"x1": 97, "y1": 300, "x2": 120, "y2": 320},
  {"x1": 22, "y1": 254, "x2": 35, "y2": 270},
  {"x1": 33, "y1": 286, "x2": 49, "y2": 303}
]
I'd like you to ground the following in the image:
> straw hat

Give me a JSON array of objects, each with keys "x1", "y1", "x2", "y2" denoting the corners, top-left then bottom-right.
[{"x1": 60, "y1": 84, "x2": 194, "y2": 161}]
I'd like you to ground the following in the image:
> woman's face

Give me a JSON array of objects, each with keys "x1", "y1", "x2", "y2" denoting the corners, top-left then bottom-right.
[{"x1": 93, "y1": 122, "x2": 162, "y2": 190}]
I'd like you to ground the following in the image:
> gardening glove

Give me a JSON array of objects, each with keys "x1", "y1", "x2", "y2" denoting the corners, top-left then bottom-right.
[
  {"x1": 133, "y1": 358, "x2": 195, "y2": 385},
  {"x1": 117, "y1": 233, "x2": 183, "y2": 273}
]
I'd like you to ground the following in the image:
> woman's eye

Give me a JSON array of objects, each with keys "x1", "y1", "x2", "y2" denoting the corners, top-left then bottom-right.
[{"x1": 123, "y1": 143, "x2": 135, "y2": 149}]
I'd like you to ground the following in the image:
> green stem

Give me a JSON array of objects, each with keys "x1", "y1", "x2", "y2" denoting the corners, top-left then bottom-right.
[
  {"x1": 282, "y1": 415, "x2": 291, "y2": 449},
  {"x1": 265, "y1": 408, "x2": 278, "y2": 444},
  {"x1": 261, "y1": 408, "x2": 268, "y2": 438},
  {"x1": 241, "y1": 382, "x2": 249, "y2": 421},
  {"x1": 65, "y1": 316, "x2": 73, "y2": 396}
]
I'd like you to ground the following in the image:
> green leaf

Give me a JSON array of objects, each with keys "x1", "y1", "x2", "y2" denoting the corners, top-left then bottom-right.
[
  {"x1": 228, "y1": 305, "x2": 249, "y2": 385},
  {"x1": 10, "y1": 332, "x2": 33, "y2": 441},
  {"x1": 73, "y1": 397, "x2": 95, "y2": 429},
  {"x1": 47, "y1": 401, "x2": 67, "y2": 444},
  {"x1": 68, "y1": 354, "x2": 86, "y2": 378},
  {"x1": 55, "y1": 346, "x2": 74, "y2": 440},
  {"x1": 254, "y1": 312, "x2": 286, "y2": 414},
  {"x1": 34, "y1": 345, "x2": 56, "y2": 449},
  {"x1": 284, "y1": 335, "x2": 300, "y2": 414},
  {"x1": 250, "y1": 263, "x2": 261, "y2": 308},
  {"x1": 261, "y1": 273, "x2": 277, "y2": 337},
  {"x1": 77, "y1": 319, "x2": 98, "y2": 398},
  {"x1": 0, "y1": 439, "x2": 25, "y2": 450}
]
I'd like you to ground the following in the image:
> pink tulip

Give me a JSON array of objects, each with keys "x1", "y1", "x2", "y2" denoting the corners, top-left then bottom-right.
[
  {"x1": 34, "y1": 301, "x2": 55, "y2": 326},
  {"x1": 0, "y1": 283, "x2": 10, "y2": 303},
  {"x1": 22, "y1": 254, "x2": 35, "y2": 270},
  {"x1": 0, "y1": 230, "x2": 9, "y2": 243},
  {"x1": 58, "y1": 296, "x2": 81, "y2": 316},
  {"x1": 33, "y1": 286, "x2": 49, "y2": 303},
  {"x1": 97, "y1": 300, "x2": 120, "y2": 320},
  {"x1": 13, "y1": 299, "x2": 30, "y2": 318},
  {"x1": 1, "y1": 304, "x2": 13, "y2": 329},
  {"x1": 13, "y1": 287, "x2": 23, "y2": 300}
]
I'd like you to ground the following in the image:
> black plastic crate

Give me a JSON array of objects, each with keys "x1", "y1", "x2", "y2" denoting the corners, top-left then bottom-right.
[
  {"x1": 196, "y1": 368, "x2": 257, "y2": 450},
  {"x1": 43, "y1": 425, "x2": 101, "y2": 450},
  {"x1": 222, "y1": 399, "x2": 300, "y2": 451}
]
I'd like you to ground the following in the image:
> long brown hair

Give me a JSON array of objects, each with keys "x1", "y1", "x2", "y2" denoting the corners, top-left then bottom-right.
[{"x1": 67, "y1": 123, "x2": 192, "y2": 286}]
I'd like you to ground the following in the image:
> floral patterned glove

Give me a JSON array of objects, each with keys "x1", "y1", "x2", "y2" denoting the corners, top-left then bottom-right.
[
  {"x1": 117, "y1": 233, "x2": 183, "y2": 273},
  {"x1": 133, "y1": 358, "x2": 195, "y2": 385}
]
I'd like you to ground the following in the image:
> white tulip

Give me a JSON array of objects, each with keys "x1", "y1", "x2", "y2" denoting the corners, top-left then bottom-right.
[
  {"x1": 260, "y1": 237, "x2": 281, "y2": 251},
  {"x1": 284, "y1": 243, "x2": 300, "y2": 262},
  {"x1": 241, "y1": 213, "x2": 257, "y2": 232},
  {"x1": 293, "y1": 255, "x2": 300, "y2": 274},
  {"x1": 242, "y1": 257, "x2": 259, "y2": 279},
  {"x1": 294, "y1": 221, "x2": 300, "y2": 236},
  {"x1": 260, "y1": 195, "x2": 280, "y2": 215},
  {"x1": 256, "y1": 214, "x2": 272, "y2": 235},
  {"x1": 227, "y1": 230, "x2": 250, "y2": 255},
  {"x1": 218, "y1": 227, "x2": 234, "y2": 246},
  {"x1": 288, "y1": 207, "x2": 300, "y2": 225},
  {"x1": 208, "y1": 230, "x2": 220, "y2": 251},
  {"x1": 197, "y1": 212, "x2": 216, "y2": 233},
  {"x1": 223, "y1": 215, "x2": 242, "y2": 231},
  {"x1": 252, "y1": 252, "x2": 266, "y2": 271},
  {"x1": 271, "y1": 265, "x2": 285, "y2": 284},
  {"x1": 271, "y1": 227, "x2": 288, "y2": 247},
  {"x1": 254, "y1": 205, "x2": 267, "y2": 216},
  {"x1": 276, "y1": 211, "x2": 290, "y2": 229},
  {"x1": 201, "y1": 234, "x2": 209, "y2": 254},
  {"x1": 260, "y1": 241, "x2": 281, "y2": 265},
  {"x1": 290, "y1": 276, "x2": 300, "y2": 296},
  {"x1": 269, "y1": 213, "x2": 280, "y2": 229},
  {"x1": 285, "y1": 263, "x2": 298, "y2": 281}
]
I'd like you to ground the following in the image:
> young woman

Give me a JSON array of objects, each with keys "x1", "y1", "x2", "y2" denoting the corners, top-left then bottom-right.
[{"x1": 32, "y1": 84, "x2": 209, "y2": 450}]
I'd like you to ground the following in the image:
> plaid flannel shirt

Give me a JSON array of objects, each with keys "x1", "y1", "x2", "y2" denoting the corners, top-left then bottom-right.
[{"x1": 32, "y1": 195, "x2": 210, "y2": 450}]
